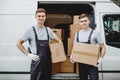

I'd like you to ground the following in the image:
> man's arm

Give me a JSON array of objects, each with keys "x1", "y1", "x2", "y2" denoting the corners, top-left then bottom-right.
[
  {"x1": 16, "y1": 39, "x2": 40, "y2": 61},
  {"x1": 97, "y1": 43, "x2": 106, "y2": 65},
  {"x1": 99, "y1": 43, "x2": 106, "y2": 58},
  {"x1": 16, "y1": 39, "x2": 28, "y2": 55},
  {"x1": 54, "y1": 37, "x2": 62, "y2": 43}
]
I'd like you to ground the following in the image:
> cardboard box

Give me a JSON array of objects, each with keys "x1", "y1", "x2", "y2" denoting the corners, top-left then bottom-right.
[
  {"x1": 49, "y1": 42, "x2": 66, "y2": 63},
  {"x1": 60, "y1": 56, "x2": 74, "y2": 73},
  {"x1": 67, "y1": 38, "x2": 74, "y2": 56},
  {"x1": 52, "y1": 63, "x2": 61, "y2": 74},
  {"x1": 69, "y1": 24, "x2": 82, "y2": 38},
  {"x1": 51, "y1": 28, "x2": 62, "y2": 39},
  {"x1": 73, "y1": 15, "x2": 80, "y2": 24},
  {"x1": 71, "y1": 42, "x2": 100, "y2": 66},
  {"x1": 46, "y1": 14, "x2": 72, "y2": 28}
]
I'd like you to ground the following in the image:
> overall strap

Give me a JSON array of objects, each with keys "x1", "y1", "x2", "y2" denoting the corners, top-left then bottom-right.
[
  {"x1": 32, "y1": 26, "x2": 38, "y2": 40},
  {"x1": 88, "y1": 29, "x2": 94, "y2": 44},
  {"x1": 45, "y1": 27, "x2": 49, "y2": 41},
  {"x1": 32, "y1": 26, "x2": 38, "y2": 52},
  {"x1": 77, "y1": 31, "x2": 79, "y2": 42}
]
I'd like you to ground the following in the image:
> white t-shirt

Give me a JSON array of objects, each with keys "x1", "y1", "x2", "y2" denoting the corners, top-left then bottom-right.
[
  {"x1": 74, "y1": 28, "x2": 103, "y2": 45},
  {"x1": 21, "y1": 26, "x2": 57, "y2": 53}
]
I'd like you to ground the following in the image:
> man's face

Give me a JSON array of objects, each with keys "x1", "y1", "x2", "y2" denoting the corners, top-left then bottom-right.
[
  {"x1": 35, "y1": 12, "x2": 46, "y2": 24},
  {"x1": 79, "y1": 17, "x2": 90, "y2": 29}
]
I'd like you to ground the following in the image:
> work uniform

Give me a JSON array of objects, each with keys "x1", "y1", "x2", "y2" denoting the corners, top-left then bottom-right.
[
  {"x1": 74, "y1": 28, "x2": 103, "y2": 80},
  {"x1": 21, "y1": 26, "x2": 57, "y2": 80}
]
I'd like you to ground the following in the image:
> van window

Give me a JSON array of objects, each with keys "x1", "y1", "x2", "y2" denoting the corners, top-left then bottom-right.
[{"x1": 103, "y1": 14, "x2": 120, "y2": 48}]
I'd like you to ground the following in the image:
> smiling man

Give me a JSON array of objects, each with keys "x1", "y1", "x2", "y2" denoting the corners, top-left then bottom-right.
[
  {"x1": 16, "y1": 8, "x2": 61, "y2": 80},
  {"x1": 71, "y1": 13, "x2": 106, "y2": 80}
]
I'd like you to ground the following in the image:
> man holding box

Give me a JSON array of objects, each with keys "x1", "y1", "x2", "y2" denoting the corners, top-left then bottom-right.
[
  {"x1": 16, "y1": 8, "x2": 61, "y2": 80},
  {"x1": 71, "y1": 13, "x2": 106, "y2": 80}
]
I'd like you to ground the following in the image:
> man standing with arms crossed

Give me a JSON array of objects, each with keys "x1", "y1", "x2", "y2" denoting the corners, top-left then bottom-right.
[{"x1": 16, "y1": 8, "x2": 61, "y2": 80}]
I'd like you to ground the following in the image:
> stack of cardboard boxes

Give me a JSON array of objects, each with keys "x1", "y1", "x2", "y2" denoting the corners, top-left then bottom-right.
[
  {"x1": 50, "y1": 28, "x2": 64, "y2": 74},
  {"x1": 51, "y1": 27, "x2": 74, "y2": 74},
  {"x1": 50, "y1": 15, "x2": 82, "y2": 74},
  {"x1": 68, "y1": 15, "x2": 81, "y2": 73},
  {"x1": 68, "y1": 15, "x2": 81, "y2": 56},
  {"x1": 50, "y1": 14, "x2": 100, "y2": 74},
  {"x1": 59, "y1": 15, "x2": 82, "y2": 73}
]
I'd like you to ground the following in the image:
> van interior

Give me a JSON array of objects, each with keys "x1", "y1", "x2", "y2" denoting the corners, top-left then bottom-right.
[{"x1": 38, "y1": 2, "x2": 95, "y2": 53}]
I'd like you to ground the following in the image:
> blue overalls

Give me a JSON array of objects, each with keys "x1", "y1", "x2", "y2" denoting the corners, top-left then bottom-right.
[
  {"x1": 77, "y1": 29, "x2": 98, "y2": 80},
  {"x1": 30, "y1": 27, "x2": 52, "y2": 80}
]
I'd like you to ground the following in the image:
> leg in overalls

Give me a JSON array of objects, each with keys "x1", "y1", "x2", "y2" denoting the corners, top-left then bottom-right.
[
  {"x1": 88, "y1": 66, "x2": 98, "y2": 80},
  {"x1": 78, "y1": 63, "x2": 89, "y2": 80}
]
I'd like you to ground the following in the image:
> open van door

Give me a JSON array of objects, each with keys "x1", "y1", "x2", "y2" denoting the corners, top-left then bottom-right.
[{"x1": 38, "y1": 1, "x2": 96, "y2": 74}]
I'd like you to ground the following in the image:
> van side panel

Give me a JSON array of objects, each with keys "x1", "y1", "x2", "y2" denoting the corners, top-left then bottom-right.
[
  {"x1": 96, "y1": 2, "x2": 120, "y2": 71},
  {"x1": 0, "y1": 0, "x2": 37, "y2": 72}
]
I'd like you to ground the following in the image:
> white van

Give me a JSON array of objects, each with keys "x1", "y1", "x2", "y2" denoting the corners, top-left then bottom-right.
[{"x1": 0, "y1": 0, "x2": 120, "y2": 80}]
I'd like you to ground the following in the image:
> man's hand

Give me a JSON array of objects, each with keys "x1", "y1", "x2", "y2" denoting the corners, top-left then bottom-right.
[
  {"x1": 70, "y1": 55, "x2": 75, "y2": 63},
  {"x1": 27, "y1": 53, "x2": 40, "y2": 61},
  {"x1": 97, "y1": 58, "x2": 102, "y2": 66}
]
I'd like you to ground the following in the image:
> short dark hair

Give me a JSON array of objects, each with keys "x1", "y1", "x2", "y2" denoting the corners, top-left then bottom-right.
[
  {"x1": 79, "y1": 13, "x2": 89, "y2": 19},
  {"x1": 35, "y1": 8, "x2": 46, "y2": 15}
]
